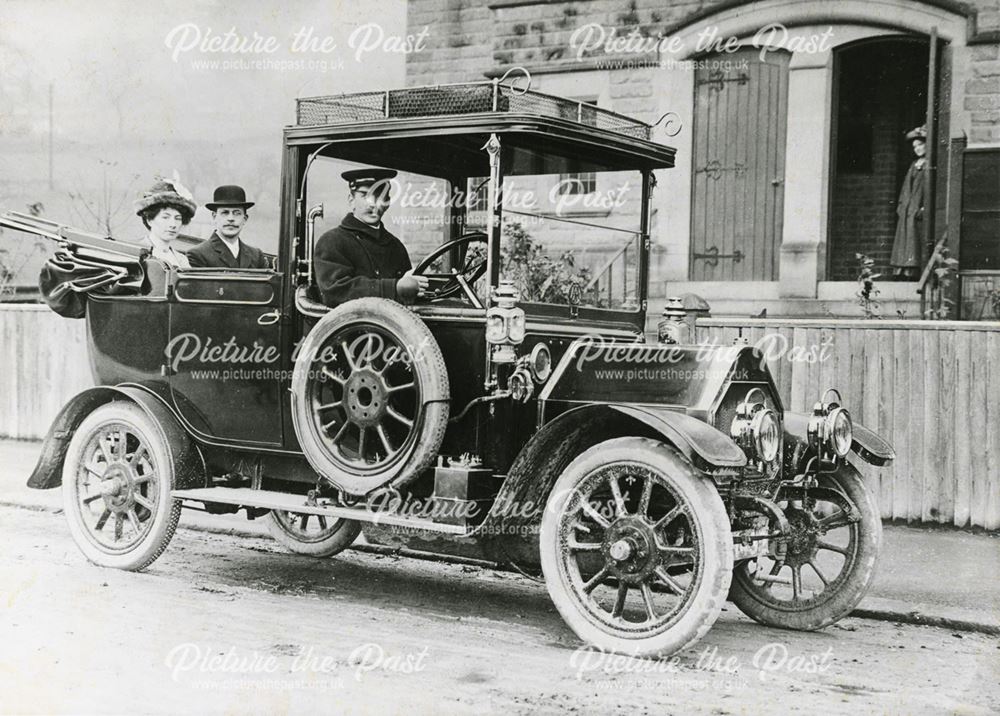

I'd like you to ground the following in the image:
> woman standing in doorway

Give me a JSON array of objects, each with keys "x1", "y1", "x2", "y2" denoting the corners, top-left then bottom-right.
[{"x1": 890, "y1": 125, "x2": 928, "y2": 280}]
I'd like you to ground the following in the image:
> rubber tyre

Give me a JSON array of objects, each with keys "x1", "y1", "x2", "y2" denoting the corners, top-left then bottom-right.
[
  {"x1": 728, "y1": 463, "x2": 882, "y2": 631},
  {"x1": 540, "y1": 437, "x2": 733, "y2": 657},
  {"x1": 291, "y1": 297, "x2": 449, "y2": 496},
  {"x1": 266, "y1": 511, "x2": 362, "y2": 557},
  {"x1": 62, "y1": 401, "x2": 182, "y2": 571}
]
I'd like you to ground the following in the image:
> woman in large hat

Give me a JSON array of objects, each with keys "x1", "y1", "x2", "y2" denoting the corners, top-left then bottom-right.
[
  {"x1": 134, "y1": 178, "x2": 198, "y2": 268},
  {"x1": 889, "y1": 125, "x2": 928, "y2": 279}
]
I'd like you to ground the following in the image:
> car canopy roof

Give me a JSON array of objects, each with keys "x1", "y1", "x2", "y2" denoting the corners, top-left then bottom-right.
[{"x1": 285, "y1": 83, "x2": 676, "y2": 178}]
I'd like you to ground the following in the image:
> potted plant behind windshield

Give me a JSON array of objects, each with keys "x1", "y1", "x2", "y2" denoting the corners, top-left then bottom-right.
[{"x1": 494, "y1": 142, "x2": 648, "y2": 327}]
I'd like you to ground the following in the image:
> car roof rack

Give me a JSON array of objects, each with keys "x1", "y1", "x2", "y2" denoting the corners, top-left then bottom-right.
[{"x1": 296, "y1": 70, "x2": 653, "y2": 141}]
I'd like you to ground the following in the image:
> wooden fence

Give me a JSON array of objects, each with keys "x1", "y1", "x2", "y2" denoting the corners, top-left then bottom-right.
[
  {"x1": 697, "y1": 318, "x2": 1000, "y2": 530},
  {"x1": 1, "y1": 306, "x2": 997, "y2": 528},
  {"x1": 0, "y1": 305, "x2": 93, "y2": 441}
]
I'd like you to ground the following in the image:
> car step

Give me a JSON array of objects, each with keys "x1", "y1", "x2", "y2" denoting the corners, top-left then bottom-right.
[{"x1": 171, "y1": 487, "x2": 468, "y2": 535}]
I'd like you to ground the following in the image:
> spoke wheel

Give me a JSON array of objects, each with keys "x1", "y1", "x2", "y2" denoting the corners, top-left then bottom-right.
[
  {"x1": 309, "y1": 324, "x2": 422, "y2": 470},
  {"x1": 729, "y1": 463, "x2": 881, "y2": 631},
  {"x1": 540, "y1": 437, "x2": 733, "y2": 657},
  {"x1": 266, "y1": 510, "x2": 362, "y2": 557},
  {"x1": 292, "y1": 297, "x2": 449, "y2": 496},
  {"x1": 62, "y1": 402, "x2": 181, "y2": 570}
]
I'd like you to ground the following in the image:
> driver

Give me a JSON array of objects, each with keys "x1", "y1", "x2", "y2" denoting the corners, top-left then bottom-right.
[{"x1": 313, "y1": 168, "x2": 429, "y2": 306}]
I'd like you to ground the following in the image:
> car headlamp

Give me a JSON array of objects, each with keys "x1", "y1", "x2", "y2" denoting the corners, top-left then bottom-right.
[
  {"x1": 528, "y1": 343, "x2": 552, "y2": 383},
  {"x1": 730, "y1": 388, "x2": 781, "y2": 465},
  {"x1": 486, "y1": 314, "x2": 506, "y2": 343},
  {"x1": 808, "y1": 389, "x2": 853, "y2": 458},
  {"x1": 486, "y1": 281, "x2": 525, "y2": 347},
  {"x1": 753, "y1": 408, "x2": 781, "y2": 463},
  {"x1": 509, "y1": 365, "x2": 534, "y2": 402}
]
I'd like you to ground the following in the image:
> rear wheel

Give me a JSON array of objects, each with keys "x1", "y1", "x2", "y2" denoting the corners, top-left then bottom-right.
[
  {"x1": 266, "y1": 510, "x2": 361, "y2": 557},
  {"x1": 62, "y1": 402, "x2": 181, "y2": 571},
  {"x1": 728, "y1": 463, "x2": 881, "y2": 630},
  {"x1": 540, "y1": 437, "x2": 733, "y2": 657}
]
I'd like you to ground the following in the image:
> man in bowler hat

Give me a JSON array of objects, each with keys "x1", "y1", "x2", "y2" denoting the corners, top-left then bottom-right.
[
  {"x1": 313, "y1": 168, "x2": 428, "y2": 306},
  {"x1": 187, "y1": 185, "x2": 270, "y2": 269}
]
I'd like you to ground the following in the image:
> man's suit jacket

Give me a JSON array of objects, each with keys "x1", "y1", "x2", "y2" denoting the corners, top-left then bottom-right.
[{"x1": 187, "y1": 232, "x2": 270, "y2": 269}]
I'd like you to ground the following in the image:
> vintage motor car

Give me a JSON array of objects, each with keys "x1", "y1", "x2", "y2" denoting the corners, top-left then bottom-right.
[{"x1": 8, "y1": 73, "x2": 894, "y2": 657}]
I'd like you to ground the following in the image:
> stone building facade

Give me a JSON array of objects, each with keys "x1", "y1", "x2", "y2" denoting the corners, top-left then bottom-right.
[{"x1": 403, "y1": 0, "x2": 1000, "y2": 317}]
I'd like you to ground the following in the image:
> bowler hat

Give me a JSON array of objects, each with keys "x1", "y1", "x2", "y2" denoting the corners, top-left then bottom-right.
[{"x1": 206, "y1": 185, "x2": 255, "y2": 211}]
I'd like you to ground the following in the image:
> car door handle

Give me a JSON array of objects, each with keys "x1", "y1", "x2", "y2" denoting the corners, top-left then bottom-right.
[{"x1": 257, "y1": 310, "x2": 280, "y2": 326}]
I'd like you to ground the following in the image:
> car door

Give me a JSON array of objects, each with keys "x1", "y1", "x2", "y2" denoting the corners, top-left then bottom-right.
[{"x1": 167, "y1": 269, "x2": 285, "y2": 447}]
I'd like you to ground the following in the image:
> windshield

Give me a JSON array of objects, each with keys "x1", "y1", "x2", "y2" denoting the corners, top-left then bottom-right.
[
  {"x1": 485, "y1": 147, "x2": 644, "y2": 311},
  {"x1": 303, "y1": 142, "x2": 646, "y2": 312}
]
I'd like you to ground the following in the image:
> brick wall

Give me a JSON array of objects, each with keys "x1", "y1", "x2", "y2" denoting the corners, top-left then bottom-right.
[
  {"x1": 968, "y1": 42, "x2": 1000, "y2": 145},
  {"x1": 406, "y1": 0, "x2": 1000, "y2": 145},
  {"x1": 405, "y1": 0, "x2": 1000, "y2": 288}
]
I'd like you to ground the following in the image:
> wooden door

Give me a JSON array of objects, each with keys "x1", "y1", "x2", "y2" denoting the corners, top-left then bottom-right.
[{"x1": 690, "y1": 48, "x2": 789, "y2": 281}]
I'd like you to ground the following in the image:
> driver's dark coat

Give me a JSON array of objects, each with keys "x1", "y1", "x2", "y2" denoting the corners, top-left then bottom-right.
[{"x1": 314, "y1": 213, "x2": 412, "y2": 306}]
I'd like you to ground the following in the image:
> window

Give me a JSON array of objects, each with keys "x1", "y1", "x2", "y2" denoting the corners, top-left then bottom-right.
[{"x1": 558, "y1": 97, "x2": 598, "y2": 196}]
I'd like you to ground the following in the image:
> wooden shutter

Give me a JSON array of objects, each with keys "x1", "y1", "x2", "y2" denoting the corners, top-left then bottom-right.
[{"x1": 690, "y1": 48, "x2": 790, "y2": 281}]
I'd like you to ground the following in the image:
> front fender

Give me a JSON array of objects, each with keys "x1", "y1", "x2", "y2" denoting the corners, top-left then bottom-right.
[
  {"x1": 468, "y1": 403, "x2": 742, "y2": 566},
  {"x1": 489, "y1": 403, "x2": 744, "y2": 530},
  {"x1": 27, "y1": 385, "x2": 206, "y2": 489},
  {"x1": 608, "y1": 405, "x2": 747, "y2": 469},
  {"x1": 783, "y1": 412, "x2": 895, "y2": 467}
]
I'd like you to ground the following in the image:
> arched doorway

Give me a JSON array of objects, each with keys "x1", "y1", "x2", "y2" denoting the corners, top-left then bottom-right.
[{"x1": 827, "y1": 36, "x2": 934, "y2": 280}]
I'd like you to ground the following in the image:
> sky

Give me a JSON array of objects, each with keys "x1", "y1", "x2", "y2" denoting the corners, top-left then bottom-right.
[
  {"x1": 0, "y1": 0, "x2": 410, "y2": 256},
  {"x1": 0, "y1": 0, "x2": 409, "y2": 143}
]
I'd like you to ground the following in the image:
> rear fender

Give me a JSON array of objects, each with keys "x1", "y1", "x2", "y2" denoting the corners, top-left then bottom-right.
[
  {"x1": 27, "y1": 385, "x2": 206, "y2": 490},
  {"x1": 783, "y1": 412, "x2": 895, "y2": 467}
]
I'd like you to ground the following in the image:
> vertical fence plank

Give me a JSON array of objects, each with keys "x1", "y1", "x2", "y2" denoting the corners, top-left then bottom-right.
[
  {"x1": 790, "y1": 327, "x2": 808, "y2": 412},
  {"x1": 779, "y1": 325, "x2": 794, "y2": 407},
  {"x1": 970, "y1": 331, "x2": 988, "y2": 530},
  {"x1": 806, "y1": 327, "x2": 823, "y2": 409},
  {"x1": 877, "y1": 329, "x2": 895, "y2": 519},
  {"x1": 892, "y1": 328, "x2": 911, "y2": 521},
  {"x1": 907, "y1": 329, "x2": 925, "y2": 523},
  {"x1": 986, "y1": 332, "x2": 1000, "y2": 530},
  {"x1": 0, "y1": 312, "x2": 15, "y2": 436},
  {"x1": 937, "y1": 330, "x2": 955, "y2": 525},
  {"x1": 953, "y1": 330, "x2": 972, "y2": 527},
  {"x1": 922, "y1": 330, "x2": 941, "y2": 523},
  {"x1": 862, "y1": 328, "x2": 882, "y2": 512}
]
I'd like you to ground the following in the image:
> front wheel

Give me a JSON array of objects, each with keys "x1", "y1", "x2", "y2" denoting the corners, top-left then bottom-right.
[
  {"x1": 728, "y1": 463, "x2": 881, "y2": 631},
  {"x1": 540, "y1": 437, "x2": 733, "y2": 657},
  {"x1": 266, "y1": 511, "x2": 361, "y2": 557},
  {"x1": 62, "y1": 401, "x2": 182, "y2": 571}
]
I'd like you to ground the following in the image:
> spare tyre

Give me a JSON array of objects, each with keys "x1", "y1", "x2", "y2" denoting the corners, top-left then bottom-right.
[{"x1": 291, "y1": 297, "x2": 450, "y2": 496}]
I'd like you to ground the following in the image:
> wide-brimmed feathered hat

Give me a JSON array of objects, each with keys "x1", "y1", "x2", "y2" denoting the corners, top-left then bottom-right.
[
  {"x1": 134, "y1": 179, "x2": 197, "y2": 221},
  {"x1": 905, "y1": 124, "x2": 927, "y2": 141}
]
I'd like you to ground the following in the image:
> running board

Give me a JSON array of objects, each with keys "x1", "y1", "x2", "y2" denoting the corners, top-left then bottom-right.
[{"x1": 171, "y1": 487, "x2": 469, "y2": 535}]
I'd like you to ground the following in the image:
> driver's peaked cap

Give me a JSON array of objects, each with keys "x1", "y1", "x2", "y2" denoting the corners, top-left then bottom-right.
[{"x1": 342, "y1": 168, "x2": 398, "y2": 192}]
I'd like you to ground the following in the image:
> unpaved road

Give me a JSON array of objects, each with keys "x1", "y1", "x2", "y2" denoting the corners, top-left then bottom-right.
[{"x1": 1, "y1": 505, "x2": 997, "y2": 715}]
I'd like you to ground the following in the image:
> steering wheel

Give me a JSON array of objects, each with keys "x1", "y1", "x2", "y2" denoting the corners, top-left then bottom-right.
[{"x1": 411, "y1": 231, "x2": 488, "y2": 303}]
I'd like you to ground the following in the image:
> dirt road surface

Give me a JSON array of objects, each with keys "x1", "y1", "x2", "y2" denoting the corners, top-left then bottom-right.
[{"x1": 1, "y1": 506, "x2": 997, "y2": 715}]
